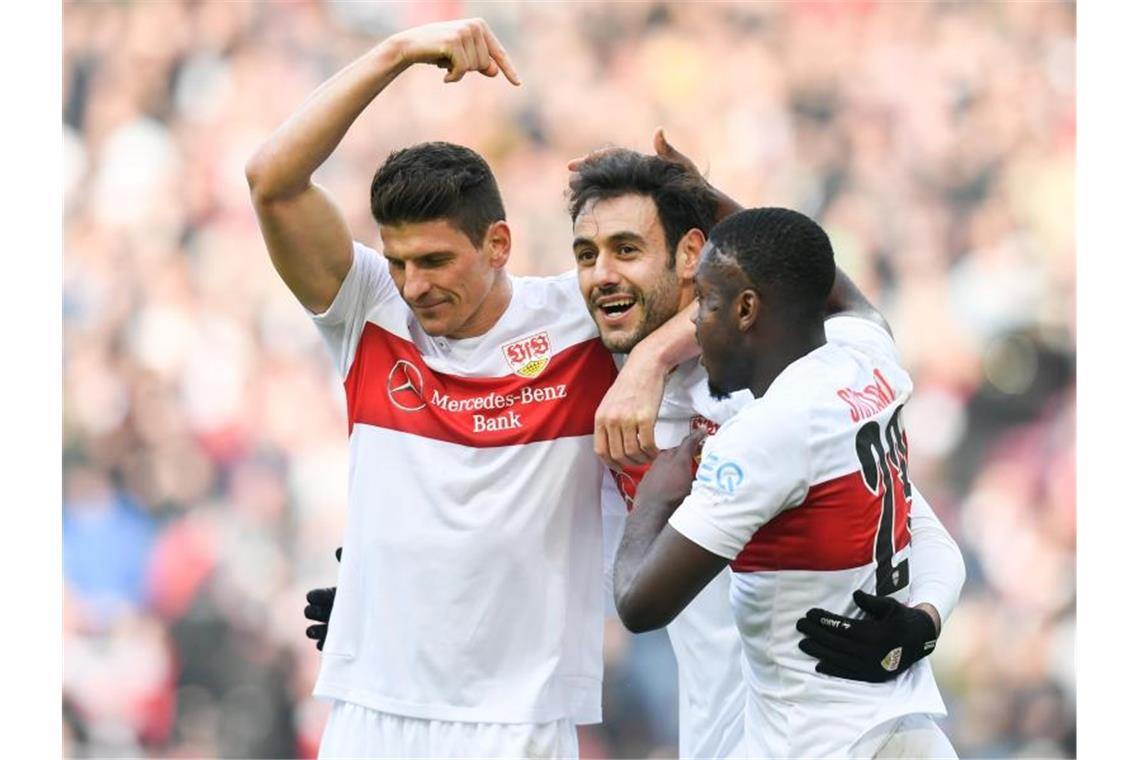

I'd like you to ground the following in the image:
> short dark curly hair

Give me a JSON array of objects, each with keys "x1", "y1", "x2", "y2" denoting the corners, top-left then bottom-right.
[
  {"x1": 568, "y1": 149, "x2": 717, "y2": 266},
  {"x1": 707, "y1": 207, "x2": 836, "y2": 317},
  {"x1": 370, "y1": 142, "x2": 506, "y2": 247}
]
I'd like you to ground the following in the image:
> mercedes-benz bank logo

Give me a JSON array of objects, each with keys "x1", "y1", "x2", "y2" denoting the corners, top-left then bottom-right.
[{"x1": 387, "y1": 360, "x2": 426, "y2": 412}]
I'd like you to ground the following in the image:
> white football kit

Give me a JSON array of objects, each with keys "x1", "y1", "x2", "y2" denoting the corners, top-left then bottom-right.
[
  {"x1": 310, "y1": 243, "x2": 624, "y2": 755},
  {"x1": 665, "y1": 316, "x2": 955, "y2": 759}
]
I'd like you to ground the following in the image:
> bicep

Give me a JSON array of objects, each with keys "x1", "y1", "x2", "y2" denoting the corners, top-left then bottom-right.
[
  {"x1": 615, "y1": 525, "x2": 729, "y2": 633},
  {"x1": 252, "y1": 183, "x2": 355, "y2": 314}
]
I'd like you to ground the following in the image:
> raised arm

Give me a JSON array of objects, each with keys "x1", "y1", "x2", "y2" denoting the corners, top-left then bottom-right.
[{"x1": 244, "y1": 19, "x2": 519, "y2": 314}]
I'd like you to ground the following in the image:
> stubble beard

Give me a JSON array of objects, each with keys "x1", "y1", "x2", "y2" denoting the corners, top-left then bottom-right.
[{"x1": 596, "y1": 272, "x2": 681, "y2": 355}]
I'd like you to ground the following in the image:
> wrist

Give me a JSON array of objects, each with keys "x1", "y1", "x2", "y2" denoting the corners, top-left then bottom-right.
[
  {"x1": 628, "y1": 335, "x2": 673, "y2": 375},
  {"x1": 375, "y1": 35, "x2": 415, "y2": 75},
  {"x1": 913, "y1": 602, "x2": 942, "y2": 637}
]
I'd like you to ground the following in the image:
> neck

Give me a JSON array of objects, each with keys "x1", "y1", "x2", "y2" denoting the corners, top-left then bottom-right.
[
  {"x1": 748, "y1": 320, "x2": 827, "y2": 397},
  {"x1": 448, "y1": 272, "x2": 513, "y2": 339}
]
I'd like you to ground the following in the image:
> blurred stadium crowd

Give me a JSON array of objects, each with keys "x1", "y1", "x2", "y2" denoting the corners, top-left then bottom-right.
[{"x1": 62, "y1": 1, "x2": 1074, "y2": 757}]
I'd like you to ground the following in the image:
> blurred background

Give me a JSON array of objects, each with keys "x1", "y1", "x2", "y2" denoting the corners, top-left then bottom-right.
[{"x1": 62, "y1": 1, "x2": 1074, "y2": 757}]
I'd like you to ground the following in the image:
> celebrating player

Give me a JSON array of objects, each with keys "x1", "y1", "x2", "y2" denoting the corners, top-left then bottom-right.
[
  {"x1": 614, "y1": 207, "x2": 958, "y2": 758},
  {"x1": 247, "y1": 19, "x2": 693, "y2": 759},
  {"x1": 307, "y1": 138, "x2": 965, "y2": 758},
  {"x1": 568, "y1": 142, "x2": 962, "y2": 758}
]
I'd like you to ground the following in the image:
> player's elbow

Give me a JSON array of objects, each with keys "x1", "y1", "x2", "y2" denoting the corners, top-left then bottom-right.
[
  {"x1": 244, "y1": 146, "x2": 297, "y2": 205},
  {"x1": 244, "y1": 149, "x2": 270, "y2": 197},
  {"x1": 614, "y1": 586, "x2": 671, "y2": 634}
]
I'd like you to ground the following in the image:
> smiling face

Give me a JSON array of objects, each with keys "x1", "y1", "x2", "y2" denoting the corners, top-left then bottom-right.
[
  {"x1": 572, "y1": 194, "x2": 694, "y2": 354},
  {"x1": 380, "y1": 218, "x2": 510, "y2": 339}
]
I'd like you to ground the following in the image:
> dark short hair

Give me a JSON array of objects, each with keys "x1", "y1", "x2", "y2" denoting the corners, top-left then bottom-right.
[
  {"x1": 370, "y1": 142, "x2": 506, "y2": 247},
  {"x1": 568, "y1": 150, "x2": 717, "y2": 266},
  {"x1": 707, "y1": 208, "x2": 836, "y2": 316}
]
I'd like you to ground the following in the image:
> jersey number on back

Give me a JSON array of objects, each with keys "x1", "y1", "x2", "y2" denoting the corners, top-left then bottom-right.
[{"x1": 854, "y1": 405, "x2": 911, "y2": 595}]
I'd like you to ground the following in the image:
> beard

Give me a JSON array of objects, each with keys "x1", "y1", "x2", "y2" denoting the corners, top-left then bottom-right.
[
  {"x1": 707, "y1": 377, "x2": 733, "y2": 400},
  {"x1": 592, "y1": 272, "x2": 681, "y2": 354}
]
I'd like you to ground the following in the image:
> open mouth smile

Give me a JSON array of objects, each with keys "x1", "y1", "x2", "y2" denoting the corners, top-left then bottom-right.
[{"x1": 595, "y1": 296, "x2": 637, "y2": 320}]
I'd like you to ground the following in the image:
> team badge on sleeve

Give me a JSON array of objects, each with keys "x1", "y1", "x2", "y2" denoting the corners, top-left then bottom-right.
[
  {"x1": 501, "y1": 332, "x2": 552, "y2": 378},
  {"x1": 697, "y1": 453, "x2": 744, "y2": 495}
]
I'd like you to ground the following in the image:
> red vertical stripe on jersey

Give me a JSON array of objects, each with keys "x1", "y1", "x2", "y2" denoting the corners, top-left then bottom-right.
[
  {"x1": 729, "y1": 470, "x2": 912, "y2": 572},
  {"x1": 344, "y1": 322, "x2": 618, "y2": 447}
]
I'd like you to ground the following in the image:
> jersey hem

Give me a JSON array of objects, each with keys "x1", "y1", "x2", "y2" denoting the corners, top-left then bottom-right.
[{"x1": 312, "y1": 678, "x2": 603, "y2": 726}]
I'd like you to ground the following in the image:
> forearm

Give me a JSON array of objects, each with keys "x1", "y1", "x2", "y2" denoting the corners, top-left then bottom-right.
[
  {"x1": 613, "y1": 492, "x2": 684, "y2": 631},
  {"x1": 246, "y1": 39, "x2": 409, "y2": 201},
  {"x1": 629, "y1": 300, "x2": 700, "y2": 372},
  {"x1": 710, "y1": 185, "x2": 744, "y2": 224},
  {"x1": 908, "y1": 486, "x2": 966, "y2": 633}
]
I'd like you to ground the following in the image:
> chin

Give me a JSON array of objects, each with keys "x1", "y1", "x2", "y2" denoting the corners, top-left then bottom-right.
[
  {"x1": 707, "y1": 382, "x2": 733, "y2": 401},
  {"x1": 600, "y1": 334, "x2": 638, "y2": 354},
  {"x1": 706, "y1": 370, "x2": 736, "y2": 400},
  {"x1": 417, "y1": 317, "x2": 455, "y2": 337},
  {"x1": 598, "y1": 323, "x2": 651, "y2": 355}
]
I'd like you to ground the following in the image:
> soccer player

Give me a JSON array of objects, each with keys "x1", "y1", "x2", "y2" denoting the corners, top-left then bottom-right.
[
  {"x1": 247, "y1": 19, "x2": 695, "y2": 758},
  {"x1": 568, "y1": 142, "x2": 962, "y2": 758},
  {"x1": 309, "y1": 139, "x2": 965, "y2": 758},
  {"x1": 613, "y1": 207, "x2": 958, "y2": 758}
]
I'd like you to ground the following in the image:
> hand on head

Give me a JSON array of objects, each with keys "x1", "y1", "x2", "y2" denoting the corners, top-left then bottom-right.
[{"x1": 567, "y1": 127, "x2": 700, "y2": 175}]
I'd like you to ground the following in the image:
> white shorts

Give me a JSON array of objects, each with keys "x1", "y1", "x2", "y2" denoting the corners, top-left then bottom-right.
[
  {"x1": 318, "y1": 700, "x2": 580, "y2": 759},
  {"x1": 854, "y1": 713, "x2": 957, "y2": 760}
]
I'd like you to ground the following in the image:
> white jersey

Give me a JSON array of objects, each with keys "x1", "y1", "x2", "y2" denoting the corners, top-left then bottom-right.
[
  {"x1": 311, "y1": 243, "x2": 622, "y2": 725},
  {"x1": 669, "y1": 316, "x2": 946, "y2": 759},
  {"x1": 610, "y1": 357, "x2": 749, "y2": 759}
]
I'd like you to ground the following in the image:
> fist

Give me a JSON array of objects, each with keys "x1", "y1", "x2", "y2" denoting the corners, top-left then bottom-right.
[{"x1": 634, "y1": 430, "x2": 706, "y2": 509}]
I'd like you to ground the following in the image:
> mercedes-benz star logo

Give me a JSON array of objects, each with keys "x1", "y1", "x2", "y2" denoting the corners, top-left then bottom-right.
[{"x1": 387, "y1": 360, "x2": 426, "y2": 412}]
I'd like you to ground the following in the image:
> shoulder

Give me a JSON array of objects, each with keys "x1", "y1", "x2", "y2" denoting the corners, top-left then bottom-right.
[
  {"x1": 508, "y1": 271, "x2": 598, "y2": 340},
  {"x1": 706, "y1": 393, "x2": 809, "y2": 459},
  {"x1": 512, "y1": 270, "x2": 583, "y2": 308}
]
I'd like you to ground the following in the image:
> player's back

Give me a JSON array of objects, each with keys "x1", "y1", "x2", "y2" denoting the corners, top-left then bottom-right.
[{"x1": 709, "y1": 317, "x2": 945, "y2": 758}]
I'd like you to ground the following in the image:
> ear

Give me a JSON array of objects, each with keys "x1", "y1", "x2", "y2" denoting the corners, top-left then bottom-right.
[
  {"x1": 484, "y1": 221, "x2": 512, "y2": 269},
  {"x1": 675, "y1": 228, "x2": 705, "y2": 281},
  {"x1": 736, "y1": 288, "x2": 761, "y2": 331}
]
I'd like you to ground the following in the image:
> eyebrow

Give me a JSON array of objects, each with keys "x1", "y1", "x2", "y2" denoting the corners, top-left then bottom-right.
[
  {"x1": 572, "y1": 230, "x2": 649, "y2": 249},
  {"x1": 384, "y1": 250, "x2": 455, "y2": 263}
]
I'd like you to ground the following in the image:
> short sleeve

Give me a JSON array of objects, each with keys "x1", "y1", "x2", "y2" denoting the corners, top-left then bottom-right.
[
  {"x1": 668, "y1": 402, "x2": 811, "y2": 560},
  {"x1": 310, "y1": 242, "x2": 399, "y2": 378},
  {"x1": 824, "y1": 315, "x2": 899, "y2": 364}
]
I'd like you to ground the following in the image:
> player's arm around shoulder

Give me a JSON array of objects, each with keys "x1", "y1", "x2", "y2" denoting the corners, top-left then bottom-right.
[
  {"x1": 615, "y1": 403, "x2": 809, "y2": 632},
  {"x1": 825, "y1": 269, "x2": 892, "y2": 336}
]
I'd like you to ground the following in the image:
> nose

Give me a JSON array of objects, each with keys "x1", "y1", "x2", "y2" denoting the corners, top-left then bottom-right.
[
  {"x1": 591, "y1": 251, "x2": 621, "y2": 291},
  {"x1": 402, "y1": 263, "x2": 432, "y2": 302}
]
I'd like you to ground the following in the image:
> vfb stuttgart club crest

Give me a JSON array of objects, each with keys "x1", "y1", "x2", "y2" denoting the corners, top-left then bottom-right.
[{"x1": 501, "y1": 332, "x2": 552, "y2": 379}]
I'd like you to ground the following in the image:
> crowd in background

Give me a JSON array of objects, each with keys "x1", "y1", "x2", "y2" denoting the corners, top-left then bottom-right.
[{"x1": 62, "y1": 1, "x2": 1075, "y2": 757}]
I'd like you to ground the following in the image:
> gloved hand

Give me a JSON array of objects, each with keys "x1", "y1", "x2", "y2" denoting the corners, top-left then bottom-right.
[
  {"x1": 304, "y1": 547, "x2": 341, "y2": 652},
  {"x1": 795, "y1": 589, "x2": 939, "y2": 683}
]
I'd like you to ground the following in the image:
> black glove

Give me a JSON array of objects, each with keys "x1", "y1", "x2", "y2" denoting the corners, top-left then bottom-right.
[
  {"x1": 795, "y1": 589, "x2": 938, "y2": 683},
  {"x1": 304, "y1": 547, "x2": 341, "y2": 652}
]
